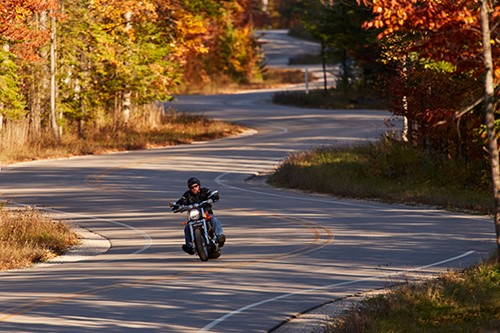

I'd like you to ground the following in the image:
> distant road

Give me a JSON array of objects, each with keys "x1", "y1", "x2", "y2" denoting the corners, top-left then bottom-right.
[{"x1": 0, "y1": 30, "x2": 494, "y2": 333}]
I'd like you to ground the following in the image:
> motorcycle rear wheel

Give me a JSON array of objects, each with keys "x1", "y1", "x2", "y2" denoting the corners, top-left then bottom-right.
[{"x1": 194, "y1": 228, "x2": 209, "y2": 261}]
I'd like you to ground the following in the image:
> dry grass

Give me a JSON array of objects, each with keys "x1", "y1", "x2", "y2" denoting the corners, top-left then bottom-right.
[
  {"x1": 272, "y1": 87, "x2": 387, "y2": 110},
  {"x1": 327, "y1": 258, "x2": 500, "y2": 332},
  {"x1": 0, "y1": 106, "x2": 244, "y2": 270},
  {"x1": 0, "y1": 107, "x2": 245, "y2": 166},
  {"x1": 269, "y1": 142, "x2": 499, "y2": 332},
  {"x1": 268, "y1": 143, "x2": 492, "y2": 214},
  {"x1": 0, "y1": 206, "x2": 80, "y2": 271},
  {"x1": 178, "y1": 67, "x2": 311, "y2": 94}
]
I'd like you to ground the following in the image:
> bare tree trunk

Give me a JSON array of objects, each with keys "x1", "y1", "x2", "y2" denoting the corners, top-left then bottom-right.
[
  {"x1": 319, "y1": 40, "x2": 328, "y2": 92},
  {"x1": 29, "y1": 12, "x2": 47, "y2": 140},
  {"x1": 401, "y1": 97, "x2": 409, "y2": 142},
  {"x1": 480, "y1": 0, "x2": 500, "y2": 263},
  {"x1": 28, "y1": 68, "x2": 42, "y2": 140},
  {"x1": 50, "y1": 12, "x2": 60, "y2": 141},
  {"x1": 123, "y1": 90, "x2": 131, "y2": 123},
  {"x1": 122, "y1": 11, "x2": 133, "y2": 123}
]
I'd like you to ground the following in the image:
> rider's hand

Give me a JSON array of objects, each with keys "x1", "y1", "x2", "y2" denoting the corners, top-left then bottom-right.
[{"x1": 171, "y1": 204, "x2": 179, "y2": 211}]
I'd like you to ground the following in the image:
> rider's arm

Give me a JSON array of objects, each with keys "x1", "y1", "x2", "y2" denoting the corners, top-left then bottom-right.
[{"x1": 175, "y1": 191, "x2": 190, "y2": 206}]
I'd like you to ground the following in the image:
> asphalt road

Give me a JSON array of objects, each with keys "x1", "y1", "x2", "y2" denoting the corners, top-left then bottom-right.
[{"x1": 0, "y1": 30, "x2": 495, "y2": 333}]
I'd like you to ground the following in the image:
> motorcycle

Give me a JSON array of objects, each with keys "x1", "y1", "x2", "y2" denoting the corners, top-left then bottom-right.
[{"x1": 169, "y1": 191, "x2": 222, "y2": 261}]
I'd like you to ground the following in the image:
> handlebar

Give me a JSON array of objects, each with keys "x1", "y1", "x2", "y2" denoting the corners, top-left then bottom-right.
[
  {"x1": 169, "y1": 199, "x2": 214, "y2": 213},
  {"x1": 169, "y1": 190, "x2": 219, "y2": 213}
]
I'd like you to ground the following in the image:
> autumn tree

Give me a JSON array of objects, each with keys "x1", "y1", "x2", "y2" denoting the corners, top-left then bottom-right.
[
  {"x1": 0, "y1": 0, "x2": 58, "y2": 60},
  {"x1": 179, "y1": 0, "x2": 264, "y2": 91},
  {"x1": 1, "y1": 0, "x2": 264, "y2": 148},
  {"x1": 56, "y1": 0, "x2": 208, "y2": 133},
  {"x1": 299, "y1": 0, "x2": 380, "y2": 90},
  {"x1": 0, "y1": 0, "x2": 59, "y2": 134},
  {"x1": 358, "y1": 0, "x2": 500, "y2": 262}
]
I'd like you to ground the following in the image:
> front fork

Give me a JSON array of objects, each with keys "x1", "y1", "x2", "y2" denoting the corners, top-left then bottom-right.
[{"x1": 188, "y1": 219, "x2": 215, "y2": 249}]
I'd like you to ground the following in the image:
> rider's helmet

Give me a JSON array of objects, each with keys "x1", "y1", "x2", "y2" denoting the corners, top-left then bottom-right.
[{"x1": 187, "y1": 177, "x2": 200, "y2": 188}]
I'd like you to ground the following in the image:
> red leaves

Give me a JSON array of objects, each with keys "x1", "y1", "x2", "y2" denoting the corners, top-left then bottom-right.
[
  {"x1": 0, "y1": 0, "x2": 60, "y2": 61},
  {"x1": 361, "y1": 0, "x2": 499, "y2": 85}
]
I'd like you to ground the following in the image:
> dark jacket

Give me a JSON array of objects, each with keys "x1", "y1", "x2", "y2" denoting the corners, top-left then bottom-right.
[{"x1": 175, "y1": 187, "x2": 214, "y2": 213}]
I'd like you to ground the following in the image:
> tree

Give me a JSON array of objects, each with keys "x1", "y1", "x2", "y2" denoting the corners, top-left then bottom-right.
[
  {"x1": 0, "y1": 0, "x2": 58, "y2": 61},
  {"x1": 58, "y1": 0, "x2": 187, "y2": 130},
  {"x1": 358, "y1": 0, "x2": 500, "y2": 263},
  {"x1": 0, "y1": 48, "x2": 25, "y2": 130},
  {"x1": 0, "y1": 0, "x2": 60, "y2": 138},
  {"x1": 480, "y1": 0, "x2": 500, "y2": 263},
  {"x1": 179, "y1": 0, "x2": 264, "y2": 90},
  {"x1": 300, "y1": 0, "x2": 380, "y2": 90},
  {"x1": 1, "y1": 0, "x2": 265, "y2": 145}
]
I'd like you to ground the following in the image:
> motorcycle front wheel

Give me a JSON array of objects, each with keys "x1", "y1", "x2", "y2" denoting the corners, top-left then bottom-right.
[{"x1": 194, "y1": 228, "x2": 209, "y2": 261}]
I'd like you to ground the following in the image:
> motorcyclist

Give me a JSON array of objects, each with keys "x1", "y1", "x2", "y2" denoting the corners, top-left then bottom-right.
[{"x1": 172, "y1": 177, "x2": 226, "y2": 255}]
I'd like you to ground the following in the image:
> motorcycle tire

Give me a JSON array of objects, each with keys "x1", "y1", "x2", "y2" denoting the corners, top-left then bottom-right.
[{"x1": 194, "y1": 228, "x2": 209, "y2": 261}]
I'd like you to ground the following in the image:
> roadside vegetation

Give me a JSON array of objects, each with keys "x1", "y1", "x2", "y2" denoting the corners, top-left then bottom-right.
[
  {"x1": 269, "y1": 140, "x2": 499, "y2": 332},
  {"x1": 0, "y1": 206, "x2": 79, "y2": 271},
  {"x1": 181, "y1": 67, "x2": 311, "y2": 94},
  {"x1": 268, "y1": 141, "x2": 492, "y2": 214},
  {"x1": 0, "y1": 60, "x2": 303, "y2": 271},
  {"x1": 0, "y1": 108, "x2": 245, "y2": 166},
  {"x1": 327, "y1": 257, "x2": 500, "y2": 333},
  {"x1": 273, "y1": 87, "x2": 386, "y2": 110}
]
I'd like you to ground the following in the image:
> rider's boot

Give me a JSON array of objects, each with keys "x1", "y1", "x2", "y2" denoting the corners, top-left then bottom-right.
[
  {"x1": 216, "y1": 234, "x2": 226, "y2": 248},
  {"x1": 182, "y1": 243, "x2": 195, "y2": 255}
]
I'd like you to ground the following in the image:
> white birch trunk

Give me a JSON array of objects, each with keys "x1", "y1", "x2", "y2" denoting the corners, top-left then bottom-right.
[
  {"x1": 50, "y1": 12, "x2": 60, "y2": 140},
  {"x1": 122, "y1": 11, "x2": 133, "y2": 123},
  {"x1": 480, "y1": 0, "x2": 500, "y2": 263}
]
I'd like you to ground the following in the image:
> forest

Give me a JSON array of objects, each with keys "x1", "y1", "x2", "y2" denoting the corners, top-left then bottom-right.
[
  {"x1": 0, "y1": 0, "x2": 265, "y2": 147},
  {"x1": 2, "y1": 1, "x2": 497, "y2": 156},
  {"x1": 299, "y1": 0, "x2": 499, "y2": 258},
  {"x1": 1, "y1": 0, "x2": 498, "y2": 190}
]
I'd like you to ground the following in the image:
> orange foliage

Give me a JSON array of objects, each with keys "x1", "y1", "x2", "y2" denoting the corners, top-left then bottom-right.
[
  {"x1": 0, "y1": 0, "x2": 60, "y2": 61},
  {"x1": 358, "y1": 0, "x2": 499, "y2": 84},
  {"x1": 90, "y1": 0, "x2": 158, "y2": 37}
]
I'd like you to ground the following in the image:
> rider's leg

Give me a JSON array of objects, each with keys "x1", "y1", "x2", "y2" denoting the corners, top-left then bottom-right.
[
  {"x1": 211, "y1": 215, "x2": 225, "y2": 247},
  {"x1": 182, "y1": 224, "x2": 195, "y2": 254}
]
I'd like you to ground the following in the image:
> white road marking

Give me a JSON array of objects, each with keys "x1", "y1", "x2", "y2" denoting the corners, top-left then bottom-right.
[{"x1": 199, "y1": 250, "x2": 475, "y2": 332}]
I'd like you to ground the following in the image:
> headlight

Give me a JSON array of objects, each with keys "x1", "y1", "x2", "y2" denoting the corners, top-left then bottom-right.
[{"x1": 188, "y1": 209, "x2": 201, "y2": 221}]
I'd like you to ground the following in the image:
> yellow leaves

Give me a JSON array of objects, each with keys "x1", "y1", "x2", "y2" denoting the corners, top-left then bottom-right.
[
  {"x1": 364, "y1": 0, "x2": 485, "y2": 35},
  {"x1": 374, "y1": 19, "x2": 384, "y2": 29},
  {"x1": 90, "y1": 0, "x2": 158, "y2": 28},
  {"x1": 383, "y1": 8, "x2": 392, "y2": 19},
  {"x1": 172, "y1": 9, "x2": 209, "y2": 57}
]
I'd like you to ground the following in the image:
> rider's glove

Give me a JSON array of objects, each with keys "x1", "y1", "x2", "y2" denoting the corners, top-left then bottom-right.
[{"x1": 171, "y1": 204, "x2": 179, "y2": 211}]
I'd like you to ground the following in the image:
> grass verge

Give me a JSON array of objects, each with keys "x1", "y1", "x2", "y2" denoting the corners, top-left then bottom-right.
[
  {"x1": 327, "y1": 258, "x2": 500, "y2": 332},
  {"x1": 178, "y1": 67, "x2": 312, "y2": 94},
  {"x1": 0, "y1": 206, "x2": 79, "y2": 271},
  {"x1": 0, "y1": 110, "x2": 244, "y2": 270},
  {"x1": 268, "y1": 141, "x2": 498, "y2": 332},
  {"x1": 0, "y1": 111, "x2": 245, "y2": 166},
  {"x1": 268, "y1": 142, "x2": 492, "y2": 214},
  {"x1": 272, "y1": 87, "x2": 387, "y2": 110}
]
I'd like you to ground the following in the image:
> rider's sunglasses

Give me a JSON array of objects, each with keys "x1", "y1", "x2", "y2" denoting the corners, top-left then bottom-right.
[{"x1": 190, "y1": 184, "x2": 200, "y2": 189}]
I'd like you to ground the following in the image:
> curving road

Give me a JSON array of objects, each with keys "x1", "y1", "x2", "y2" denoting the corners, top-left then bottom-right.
[{"x1": 0, "y1": 30, "x2": 495, "y2": 332}]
